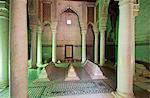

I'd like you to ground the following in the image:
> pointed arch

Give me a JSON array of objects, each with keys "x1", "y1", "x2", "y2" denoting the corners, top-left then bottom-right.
[
  {"x1": 86, "y1": 22, "x2": 95, "y2": 61},
  {"x1": 56, "y1": 6, "x2": 82, "y2": 61}
]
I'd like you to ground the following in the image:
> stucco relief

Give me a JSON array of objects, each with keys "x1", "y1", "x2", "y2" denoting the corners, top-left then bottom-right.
[
  {"x1": 99, "y1": 0, "x2": 110, "y2": 30},
  {"x1": 42, "y1": 22, "x2": 52, "y2": 45},
  {"x1": 57, "y1": 12, "x2": 81, "y2": 45},
  {"x1": 0, "y1": 1, "x2": 9, "y2": 18},
  {"x1": 28, "y1": 0, "x2": 37, "y2": 14},
  {"x1": 56, "y1": 1, "x2": 83, "y2": 24}
]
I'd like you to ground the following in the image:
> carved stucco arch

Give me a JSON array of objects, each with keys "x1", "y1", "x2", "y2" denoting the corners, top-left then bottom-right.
[
  {"x1": 87, "y1": 22, "x2": 94, "y2": 28},
  {"x1": 99, "y1": 0, "x2": 110, "y2": 30},
  {"x1": 42, "y1": 21, "x2": 51, "y2": 32},
  {"x1": 87, "y1": 22, "x2": 99, "y2": 34},
  {"x1": 57, "y1": 5, "x2": 83, "y2": 35},
  {"x1": 58, "y1": 5, "x2": 81, "y2": 21},
  {"x1": 43, "y1": 21, "x2": 51, "y2": 27}
]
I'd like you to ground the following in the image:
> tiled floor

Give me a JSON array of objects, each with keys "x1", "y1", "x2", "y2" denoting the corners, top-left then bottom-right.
[
  {"x1": 101, "y1": 62, "x2": 150, "y2": 98},
  {"x1": 0, "y1": 61, "x2": 149, "y2": 98},
  {"x1": 28, "y1": 79, "x2": 113, "y2": 98}
]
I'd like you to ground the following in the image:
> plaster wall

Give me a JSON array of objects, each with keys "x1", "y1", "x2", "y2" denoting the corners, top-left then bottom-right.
[
  {"x1": 135, "y1": 0, "x2": 150, "y2": 63},
  {"x1": 56, "y1": 12, "x2": 81, "y2": 60},
  {"x1": 41, "y1": 0, "x2": 91, "y2": 61}
]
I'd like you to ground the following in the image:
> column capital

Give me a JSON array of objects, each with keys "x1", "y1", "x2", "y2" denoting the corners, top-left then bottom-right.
[
  {"x1": 133, "y1": 4, "x2": 139, "y2": 17},
  {"x1": 94, "y1": 29, "x2": 99, "y2": 34},
  {"x1": 81, "y1": 29, "x2": 87, "y2": 35},
  {"x1": 12, "y1": 0, "x2": 27, "y2": 3},
  {"x1": 0, "y1": 1, "x2": 9, "y2": 9},
  {"x1": 36, "y1": 20, "x2": 42, "y2": 33},
  {"x1": 0, "y1": 80, "x2": 9, "y2": 89},
  {"x1": 52, "y1": 29, "x2": 57, "y2": 33},
  {"x1": 0, "y1": 1, "x2": 9, "y2": 18},
  {"x1": 28, "y1": 15, "x2": 39, "y2": 25},
  {"x1": 100, "y1": 16, "x2": 107, "y2": 27},
  {"x1": 80, "y1": 22, "x2": 87, "y2": 29},
  {"x1": 30, "y1": 24, "x2": 37, "y2": 28},
  {"x1": 99, "y1": 27, "x2": 106, "y2": 33},
  {"x1": 119, "y1": 0, "x2": 134, "y2": 2},
  {"x1": 119, "y1": 0, "x2": 139, "y2": 17},
  {"x1": 94, "y1": 32, "x2": 99, "y2": 37},
  {"x1": 30, "y1": 25, "x2": 37, "y2": 34},
  {"x1": 51, "y1": 22, "x2": 58, "y2": 29},
  {"x1": 118, "y1": 0, "x2": 134, "y2": 6},
  {"x1": 51, "y1": 22, "x2": 57, "y2": 33},
  {"x1": 36, "y1": 25, "x2": 42, "y2": 33}
]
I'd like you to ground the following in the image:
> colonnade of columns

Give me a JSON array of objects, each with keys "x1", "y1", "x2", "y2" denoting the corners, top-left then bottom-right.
[
  {"x1": 29, "y1": 25, "x2": 100, "y2": 65},
  {"x1": 29, "y1": 23, "x2": 42, "y2": 68},
  {"x1": 1, "y1": 0, "x2": 135, "y2": 97}
]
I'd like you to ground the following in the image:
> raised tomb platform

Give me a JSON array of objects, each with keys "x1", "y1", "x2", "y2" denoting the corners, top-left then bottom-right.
[
  {"x1": 38, "y1": 68, "x2": 48, "y2": 79},
  {"x1": 83, "y1": 60, "x2": 107, "y2": 79},
  {"x1": 37, "y1": 60, "x2": 106, "y2": 82},
  {"x1": 65, "y1": 64, "x2": 80, "y2": 81}
]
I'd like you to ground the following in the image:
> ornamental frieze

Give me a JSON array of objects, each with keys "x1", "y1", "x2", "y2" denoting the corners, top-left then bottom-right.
[{"x1": 0, "y1": 1, "x2": 9, "y2": 18}]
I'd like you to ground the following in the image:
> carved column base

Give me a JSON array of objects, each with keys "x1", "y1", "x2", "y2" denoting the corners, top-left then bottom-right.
[
  {"x1": 0, "y1": 80, "x2": 8, "y2": 89},
  {"x1": 112, "y1": 91, "x2": 134, "y2": 98}
]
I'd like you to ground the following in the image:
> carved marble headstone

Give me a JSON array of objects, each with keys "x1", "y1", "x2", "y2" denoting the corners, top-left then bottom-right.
[
  {"x1": 38, "y1": 68, "x2": 48, "y2": 79},
  {"x1": 83, "y1": 60, "x2": 107, "y2": 79},
  {"x1": 65, "y1": 65, "x2": 80, "y2": 81}
]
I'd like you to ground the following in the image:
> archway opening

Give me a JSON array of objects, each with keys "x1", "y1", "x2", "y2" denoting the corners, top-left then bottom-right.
[
  {"x1": 86, "y1": 24, "x2": 94, "y2": 61},
  {"x1": 57, "y1": 8, "x2": 81, "y2": 61}
]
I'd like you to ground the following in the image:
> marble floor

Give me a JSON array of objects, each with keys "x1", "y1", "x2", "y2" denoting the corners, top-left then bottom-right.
[
  {"x1": 101, "y1": 62, "x2": 150, "y2": 98},
  {"x1": 0, "y1": 61, "x2": 149, "y2": 98}
]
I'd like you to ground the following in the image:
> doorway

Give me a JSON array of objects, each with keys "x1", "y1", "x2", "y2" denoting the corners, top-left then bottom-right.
[{"x1": 65, "y1": 45, "x2": 73, "y2": 59}]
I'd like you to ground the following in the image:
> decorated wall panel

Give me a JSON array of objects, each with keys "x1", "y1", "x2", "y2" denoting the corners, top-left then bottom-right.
[
  {"x1": 87, "y1": 7, "x2": 94, "y2": 23},
  {"x1": 43, "y1": 3, "x2": 51, "y2": 22},
  {"x1": 135, "y1": 0, "x2": 150, "y2": 63}
]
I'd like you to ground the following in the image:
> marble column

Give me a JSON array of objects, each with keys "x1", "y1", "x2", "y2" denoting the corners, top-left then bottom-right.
[
  {"x1": 113, "y1": 0, "x2": 135, "y2": 97},
  {"x1": 52, "y1": 30, "x2": 56, "y2": 63},
  {"x1": 81, "y1": 29, "x2": 86, "y2": 63},
  {"x1": 100, "y1": 29, "x2": 106, "y2": 66},
  {"x1": 132, "y1": 16, "x2": 135, "y2": 76},
  {"x1": 0, "y1": 1, "x2": 9, "y2": 88},
  {"x1": 94, "y1": 31, "x2": 99, "y2": 64},
  {"x1": 132, "y1": 2, "x2": 139, "y2": 76},
  {"x1": 31, "y1": 25, "x2": 37, "y2": 68},
  {"x1": 10, "y1": 0, "x2": 28, "y2": 98},
  {"x1": 36, "y1": 24, "x2": 42, "y2": 67}
]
